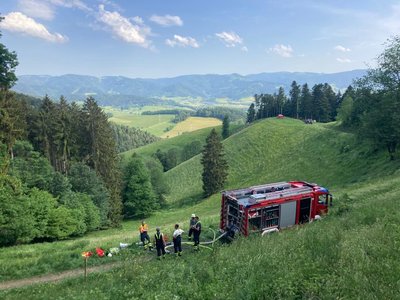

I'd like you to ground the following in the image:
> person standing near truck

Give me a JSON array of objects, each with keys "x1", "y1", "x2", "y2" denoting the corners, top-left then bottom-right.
[
  {"x1": 173, "y1": 224, "x2": 184, "y2": 257},
  {"x1": 188, "y1": 214, "x2": 196, "y2": 240},
  {"x1": 193, "y1": 216, "x2": 202, "y2": 251}
]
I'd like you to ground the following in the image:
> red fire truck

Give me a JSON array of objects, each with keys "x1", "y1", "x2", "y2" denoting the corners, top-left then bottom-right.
[{"x1": 220, "y1": 181, "x2": 332, "y2": 236}]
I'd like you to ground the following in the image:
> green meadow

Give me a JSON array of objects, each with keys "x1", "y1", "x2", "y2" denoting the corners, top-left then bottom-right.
[
  {"x1": 1, "y1": 118, "x2": 400, "y2": 299},
  {"x1": 105, "y1": 107, "x2": 176, "y2": 136}
]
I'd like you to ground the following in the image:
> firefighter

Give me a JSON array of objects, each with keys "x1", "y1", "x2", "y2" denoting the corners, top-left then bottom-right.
[
  {"x1": 154, "y1": 227, "x2": 166, "y2": 259},
  {"x1": 173, "y1": 224, "x2": 184, "y2": 257},
  {"x1": 188, "y1": 214, "x2": 196, "y2": 240},
  {"x1": 139, "y1": 220, "x2": 151, "y2": 250},
  {"x1": 193, "y1": 216, "x2": 202, "y2": 251}
]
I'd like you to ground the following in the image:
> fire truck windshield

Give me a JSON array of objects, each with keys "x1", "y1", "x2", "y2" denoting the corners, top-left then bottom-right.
[{"x1": 318, "y1": 194, "x2": 328, "y2": 205}]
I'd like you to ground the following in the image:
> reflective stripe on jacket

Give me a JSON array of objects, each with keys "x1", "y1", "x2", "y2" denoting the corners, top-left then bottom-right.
[{"x1": 154, "y1": 232, "x2": 164, "y2": 246}]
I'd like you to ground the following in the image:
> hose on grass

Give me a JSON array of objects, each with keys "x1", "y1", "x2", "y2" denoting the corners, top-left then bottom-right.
[{"x1": 165, "y1": 228, "x2": 227, "y2": 251}]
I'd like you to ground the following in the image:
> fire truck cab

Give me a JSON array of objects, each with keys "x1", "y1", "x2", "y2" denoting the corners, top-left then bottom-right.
[{"x1": 220, "y1": 181, "x2": 332, "y2": 236}]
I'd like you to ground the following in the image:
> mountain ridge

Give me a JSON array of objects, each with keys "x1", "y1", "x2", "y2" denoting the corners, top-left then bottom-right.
[{"x1": 13, "y1": 70, "x2": 366, "y2": 106}]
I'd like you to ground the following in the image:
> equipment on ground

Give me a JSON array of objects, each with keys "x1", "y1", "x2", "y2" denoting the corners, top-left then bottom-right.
[{"x1": 220, "y1": 181, "x2": 332, "y2": 236}]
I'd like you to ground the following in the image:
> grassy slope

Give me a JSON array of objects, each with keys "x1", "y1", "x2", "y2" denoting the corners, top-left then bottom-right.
[
  {"x1": 120, "y1": 126, "x2": 221, "y2": 162},
  {"x1": 160, "y1": 117, "x2": 222, "y2": 138},
  {"x1": 104, "y1": 107, "x2": 176, "y2": 136},
  {"x1": 105, "y1": 107, "x2": 221, "y2": 138},
  {"x1": 2, "y1": 118, "x2": 400, "y2": 299},
  {"x1": 165, "y1": 118, "x2": 398, "y2": 204}
]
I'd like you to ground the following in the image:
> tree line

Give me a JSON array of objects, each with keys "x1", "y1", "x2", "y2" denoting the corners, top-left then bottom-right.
[
  {"x1": 111, "y1": 123, "x2": 159, "y2": 153},
  {"x1": 247, "y1": 82, "x2": 341, "y2": 123},
  {"x1": 142, "y1": 106, "x2": 246, "y2": 123}
]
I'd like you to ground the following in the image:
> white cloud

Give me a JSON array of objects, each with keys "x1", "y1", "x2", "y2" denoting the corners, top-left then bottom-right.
[
  {"x1": 334, "y1": 45, "x2": 351, "y2": 52},
  {"x1": 132, "y1": 16, "x2": 144, "y2": 25},
  {"x1": 336, "y1": 58, "x2": 352, "y2": 63},
  {"x1": 18, "y1": 0, "x2": 55, "y2": 20},
  {"x1": 270, "y1": 44, "x2": 293, "y2": 57},
  {"x1": 48, "y1": 0, "x2": 90, "y2": 11},
  {"x1": 165, "y1": 35, "x2": 199, "y2": 48},
  {"x1": 17, "y1": 0, "x2": 90, "y2": 20},
  {"x1": 241, "y1": 46, "x2": 248, "y2": 52},
  {"x1": 0, "y1": 12, "x2": 67, "y2": 43},
  {"x1": 215, "y1": 31, "x2": 243, "y2": 47},
  {"x1": 150, "y1": 15, "x2": 183, "y2": 27},
  {"x1": 97, "y1": 4, "x2": 151, "y2": 48}
]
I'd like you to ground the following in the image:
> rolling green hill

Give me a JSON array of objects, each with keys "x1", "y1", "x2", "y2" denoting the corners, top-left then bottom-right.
[
  {"x1": 164, "y1": 118, "x2": 398, "y2": 205},
  {"x1": 120, "y1": 125, "x2": 222, "y2": 163},
  {"x1": 2, "y1": 118, "x2": 400, "y2": 299},
  {"x1": 105, "y1": 107, "x2": 176, "y2": 136}
]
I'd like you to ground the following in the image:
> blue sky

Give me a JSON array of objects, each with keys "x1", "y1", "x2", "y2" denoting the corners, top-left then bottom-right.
[{"x1": 1, "y1": 0, "x2": 399, "y2": 78}]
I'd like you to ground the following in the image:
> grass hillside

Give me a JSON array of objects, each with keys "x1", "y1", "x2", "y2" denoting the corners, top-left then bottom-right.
[
  {"x1": 165, "y1": 118, "x2": 398, "y2": 204},
  {"x1": 160, "y1": 117, "x2": 221, "y2": 138},
  {"x1": 1, "y1": 118, "x2": 400, "y2": 299},
  {"x1": 105, "y1": 107, "x2": 221, "y2": 138},
  {"x1": 109, "y1": 113, "x2": 175, "y2": 136},
  {"x1": 120, "y1": 126, "x2": 221, "y2": 163}
]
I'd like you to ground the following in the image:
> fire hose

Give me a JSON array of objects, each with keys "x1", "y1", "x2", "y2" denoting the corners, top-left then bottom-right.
[{"x1": 165, "y1": 228, "x2": 228, "y2": 251}]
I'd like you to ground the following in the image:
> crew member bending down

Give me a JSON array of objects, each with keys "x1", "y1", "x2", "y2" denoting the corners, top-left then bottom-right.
[
  {"x1": 193, "y1": 216, "x2": 202, "y2": 251},
  {"x1": 139, "y1": 220, "x2": 151, "y2": 250},
  {"x1": 154, "y1": 227, "x2": 166, "y2": 259}
]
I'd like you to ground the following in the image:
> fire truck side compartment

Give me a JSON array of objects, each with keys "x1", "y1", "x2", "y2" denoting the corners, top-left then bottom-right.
[{"x1": 279, "y1": 201, "x2": 297, "y2": 228}]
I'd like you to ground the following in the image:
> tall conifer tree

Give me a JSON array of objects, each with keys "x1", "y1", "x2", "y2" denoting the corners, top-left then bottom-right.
[
  {"x1": 82, "y1": 97, "x2": 122, "y2": 225},
  {"x1": 201, "y1": 129, "x2": 228, "y2": 197},
  {"x1": 289, "y1": 81, "x2": 301, "y2": 119},
  {"x1": 222, "y1": 115, "x2": 230, "y2": 139},
  {"x1": 247, "y1": 103, "x2": 256, "y2": 123}
]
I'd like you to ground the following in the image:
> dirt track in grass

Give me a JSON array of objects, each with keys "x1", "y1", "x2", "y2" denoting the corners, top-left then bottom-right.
[{"x1": 0, "y1": 262, "x2": 121, "y2": 290}]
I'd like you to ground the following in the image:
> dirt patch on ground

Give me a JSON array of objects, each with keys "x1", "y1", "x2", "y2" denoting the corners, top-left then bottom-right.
[{"x1": 0, "y1": 262, "x2": 120, "y2": 290}]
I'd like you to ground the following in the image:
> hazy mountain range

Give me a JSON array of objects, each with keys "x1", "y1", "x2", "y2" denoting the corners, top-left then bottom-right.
[{"x1": 13, "y1": 70, "x2": 366, "y2": 106}]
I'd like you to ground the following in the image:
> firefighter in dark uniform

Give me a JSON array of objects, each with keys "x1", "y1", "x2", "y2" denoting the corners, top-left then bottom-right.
[
  {"x1": 154, "y1": 227, "x2": 166, "y2": 259},
  {"x1": 173, "y1": 224, "x2": 184, "y2": 257},
  {"x1": 193, "y1": 216, "x2": 202, "y2": 250},
  {"x1": 188, "y1": 214, "x2": 196, "y2": 240}
]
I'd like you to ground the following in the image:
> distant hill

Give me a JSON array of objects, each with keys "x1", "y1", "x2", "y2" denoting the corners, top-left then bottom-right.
[{"x1": 13, "y1": 70, "x2": 366, "y2": 106}]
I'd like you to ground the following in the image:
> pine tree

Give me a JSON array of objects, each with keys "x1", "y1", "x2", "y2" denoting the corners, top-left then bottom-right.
[
  {"x1": 323, "y1": 83, "x2": 337, "y2": 121},
  {"x1": 312, "y1": 84, "x2": 330, "y2": 122},
  {"x1": 247, "y1": 103, "x2": 256, "y2": 123},
  {"x1": 222, "y1": 115, "x2": 230, "y2": 139},
  {"x1": 82, "y1": 97, "x2": 122, "y2": 225},
  {"x1": 276, "y1": 87, "x2": 286, "y2": 115},
  {"x1": 201, "y1": 129, "x2": 228, "y2": 197},
  {"x1": 289, "y1": 81, "x2": 301, "y2": 119},
  {"x1": 300, "y1": 83, "x2": 313, "y2": 119}
]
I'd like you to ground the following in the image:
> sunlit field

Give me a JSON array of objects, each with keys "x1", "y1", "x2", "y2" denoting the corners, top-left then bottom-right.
[{"x1": 161, "y1": 117, "x2": 222, "y2": 138}]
